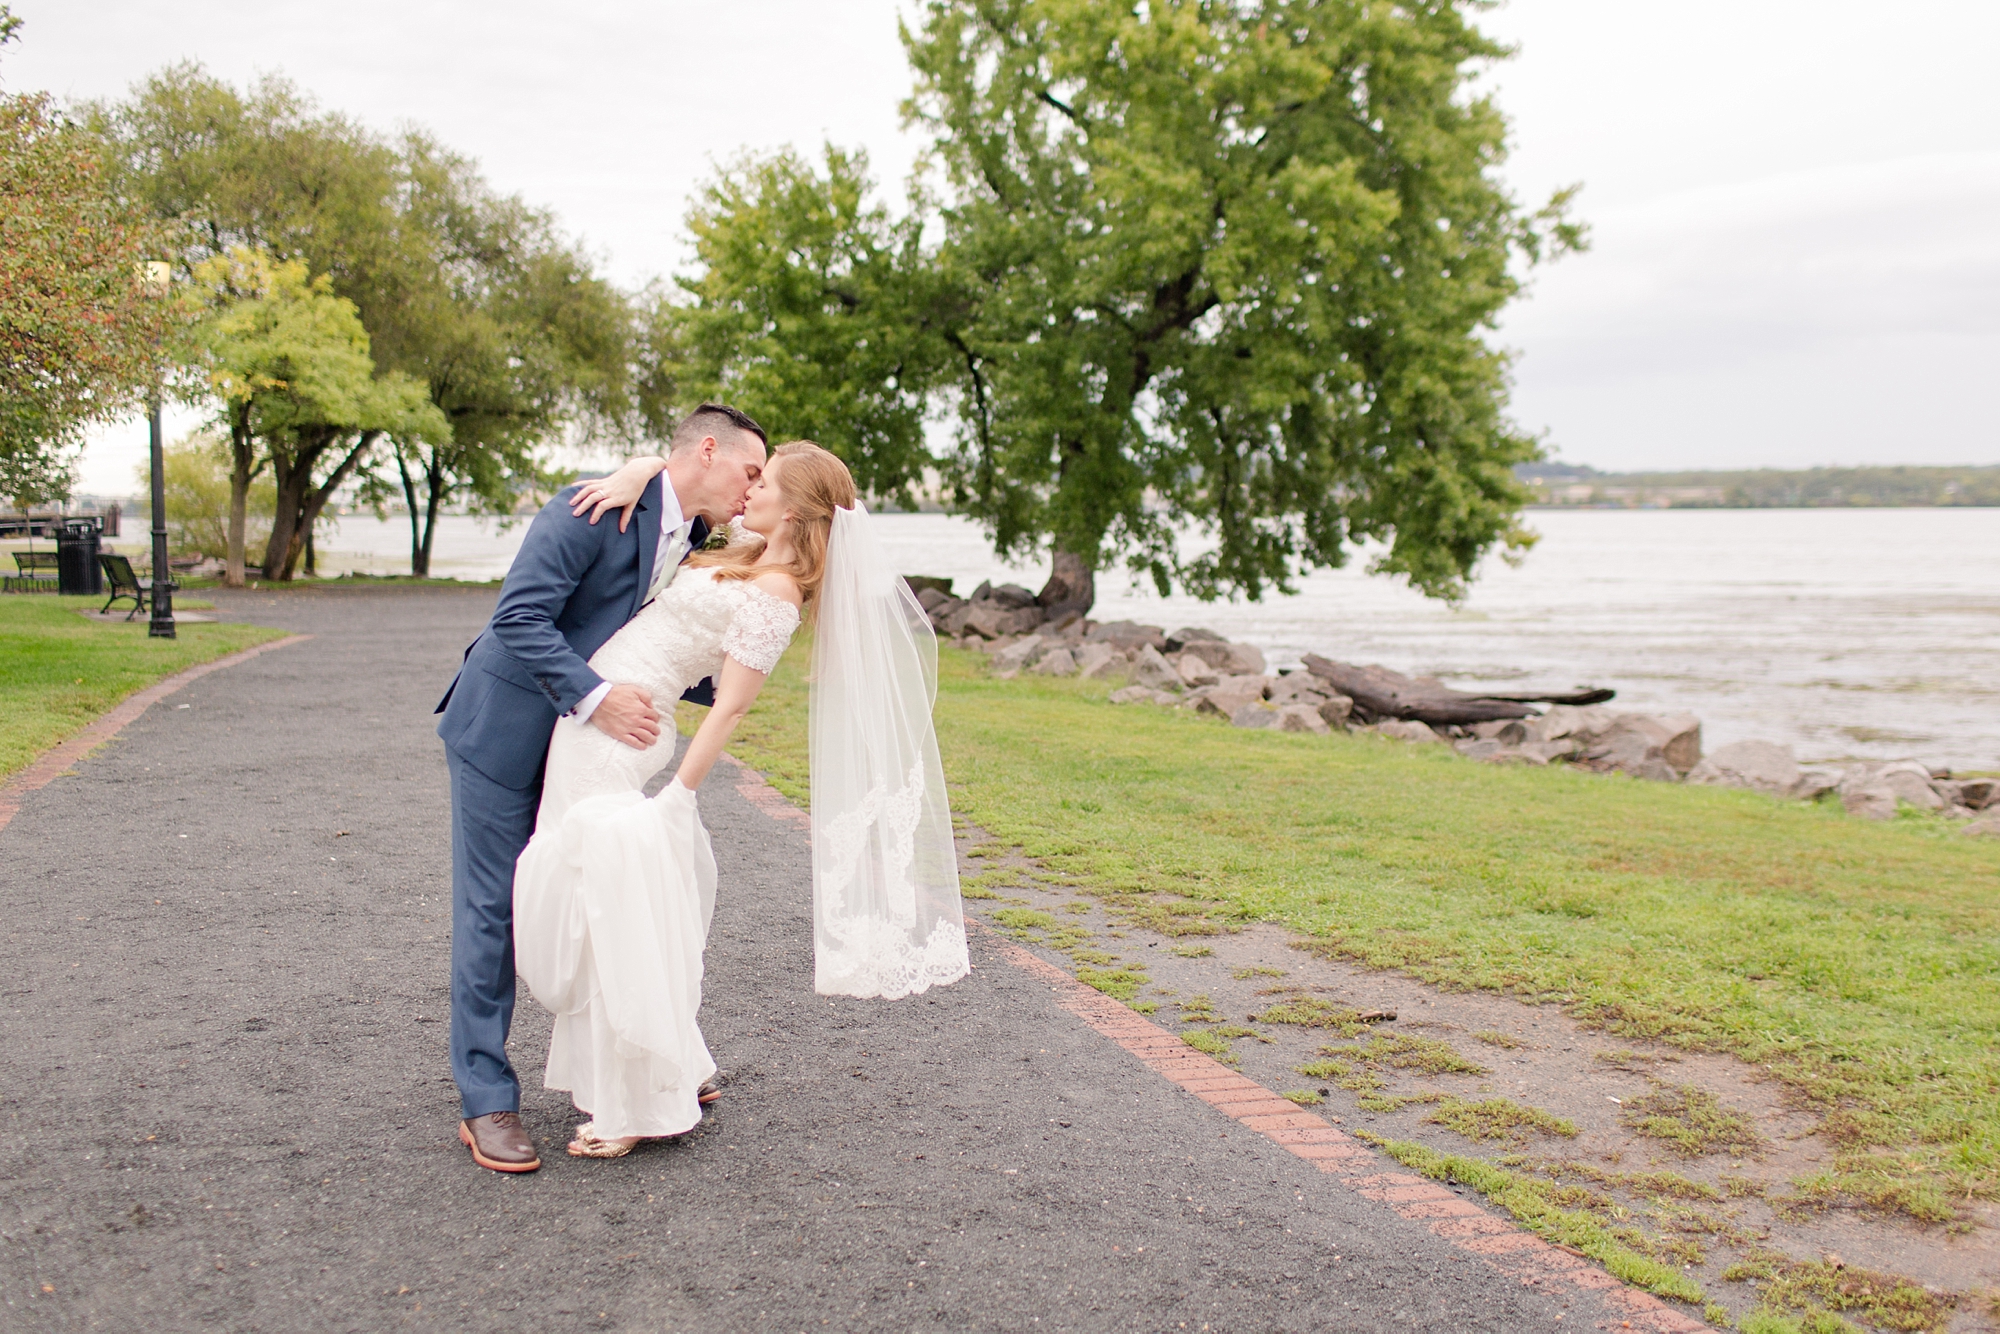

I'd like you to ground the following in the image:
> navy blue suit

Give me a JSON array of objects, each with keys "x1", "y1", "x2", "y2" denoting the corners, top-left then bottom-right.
[{"x1": 435, "y1": 475, "x2": 707, "y2": 1119}]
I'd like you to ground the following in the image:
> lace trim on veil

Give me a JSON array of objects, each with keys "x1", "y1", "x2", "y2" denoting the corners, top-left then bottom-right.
[
  {"x1": 815, "y1": 916, "x2": 970, "y2": 1001},
  {"x1": 817, "y1": 759, "x2": 925, "y2": 926}
]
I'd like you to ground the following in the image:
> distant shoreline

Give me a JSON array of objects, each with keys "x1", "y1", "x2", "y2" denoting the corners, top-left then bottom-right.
[
  {"x1": 1519, "y1": 463, "x2": 2000, "y2": 509},
  {"x1": 1523, "y1": 501, "x2": 2000, "y2": 510}
]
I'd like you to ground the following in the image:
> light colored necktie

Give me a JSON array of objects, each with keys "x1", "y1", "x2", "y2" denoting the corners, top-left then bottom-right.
[{"x1": 645, "y1": 525, "x2": 689, "y2": 604}]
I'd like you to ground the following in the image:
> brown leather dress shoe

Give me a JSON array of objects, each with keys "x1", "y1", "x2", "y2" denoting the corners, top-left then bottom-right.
[{"x1": 459, "y1": 1111, "x2": 541, "y2": 1173}]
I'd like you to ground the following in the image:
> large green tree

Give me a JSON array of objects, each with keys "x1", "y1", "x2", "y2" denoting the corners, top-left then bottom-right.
[
  {"x1": 94, "y1": 66, "x2": 644, "y2": 576},
  {"x1": 0, "y1": 9, "x2": 174, "y2": 506},
  {"x1": 182, "y1": 247, "x2": 444, "y2": 581},
  {"x1": 901, "y1": 0, "x2": 1582, "y2": 610},
  {"x1": 360, "y1": 132, "x2": 646, "y2": 576},
  {"x1": 660, "y1": 146, "x2": 953, "y2": 507},
  {"x1": 90, "y1": 64, "x2": 404, "y2": 325}
]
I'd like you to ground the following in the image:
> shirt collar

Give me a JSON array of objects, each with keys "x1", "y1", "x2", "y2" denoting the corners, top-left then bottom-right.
[{"x1": 659, "y1": 476, "x2": 687, "y2": 538}]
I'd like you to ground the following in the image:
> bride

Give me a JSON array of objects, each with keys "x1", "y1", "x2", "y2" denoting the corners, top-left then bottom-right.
[{"x1": 512, "y1": 441, "x2": 969, "y2": 1158}]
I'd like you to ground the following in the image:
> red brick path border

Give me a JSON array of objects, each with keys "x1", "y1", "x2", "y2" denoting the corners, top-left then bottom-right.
[
  {"x1": 727, "y1": 763, "x2": 1707, "y2": 1332},
  {"x1": 0, "y1": 633, "x2": 312, "y2": 837},
  {"x1": 732, "y1": 764, "x2": 809, "y2": 830}
]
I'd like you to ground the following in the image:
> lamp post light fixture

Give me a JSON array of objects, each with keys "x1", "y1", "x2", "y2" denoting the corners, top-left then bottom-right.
[{"x1": 138, "y1": 260, "x2": 175, "y2": 639}]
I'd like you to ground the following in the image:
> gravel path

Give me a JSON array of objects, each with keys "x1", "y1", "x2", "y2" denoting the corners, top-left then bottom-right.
[{"x1": 1, "y1": 586, "x2": 1611, "y2": 1331}]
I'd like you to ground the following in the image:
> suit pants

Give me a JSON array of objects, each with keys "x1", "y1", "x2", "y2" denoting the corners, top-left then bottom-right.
[{"x1": 446, "y1": 744, "x2": 541, "y2": 1119}]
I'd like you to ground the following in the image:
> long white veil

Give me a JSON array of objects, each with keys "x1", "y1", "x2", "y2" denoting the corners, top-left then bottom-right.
[{"x1": 810, "y1": 503, "x2": 970, "y2": 999}]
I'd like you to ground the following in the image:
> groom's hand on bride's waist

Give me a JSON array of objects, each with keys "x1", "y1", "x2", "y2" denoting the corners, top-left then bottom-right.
[{"x1": 590, "y1": 683, "x2": 662, "y2": 750}]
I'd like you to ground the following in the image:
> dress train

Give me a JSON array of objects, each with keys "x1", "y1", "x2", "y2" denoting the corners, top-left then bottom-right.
[{"x1": 513, "y1": 783, "x2": 717, "y2": 1138}]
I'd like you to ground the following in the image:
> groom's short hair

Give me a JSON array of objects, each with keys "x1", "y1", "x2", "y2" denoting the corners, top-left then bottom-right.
[{"x1": 670, "y1": 403, "x2": 767, "y2": 457}]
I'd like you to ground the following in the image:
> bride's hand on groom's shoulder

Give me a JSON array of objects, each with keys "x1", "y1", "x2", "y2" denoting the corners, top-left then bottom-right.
[{"x1": 571, "y1": 455, "x2": 667, "y2": 532}]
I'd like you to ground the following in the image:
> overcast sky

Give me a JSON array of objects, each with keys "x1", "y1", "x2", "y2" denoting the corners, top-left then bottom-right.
[{"x1": 12, "y1": 0, "x2": 1999, "y2": 493}]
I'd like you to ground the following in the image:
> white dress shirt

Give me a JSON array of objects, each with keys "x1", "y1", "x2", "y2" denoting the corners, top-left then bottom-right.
[{"x1": 570, "y1": 478, "x2": 694, "y2": 726}]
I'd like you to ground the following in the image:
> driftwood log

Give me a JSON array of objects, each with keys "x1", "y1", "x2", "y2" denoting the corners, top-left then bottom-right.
[
  {"x1": 1476, "y1": 687, "x2": 1617, "y2": 706},
  {"x1": 1301, "y1": 655, "x2": 1615, "y2": 727}
]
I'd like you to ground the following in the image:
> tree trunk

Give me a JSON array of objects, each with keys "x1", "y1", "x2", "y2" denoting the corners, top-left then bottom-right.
[
  {"x1": 418, "y1": 449, "x2": 445, "y2": 580},
  {"x1": 1036, "y1": 547, "x2": 1096, "y2": 616},
  {"x1": 395, "y1": 442, "x2": 425, "y2": 577},
  {"x1": 264, "y1": 430, "x2": 378, "y2": 580},
  {"x1": 224, "y1": 406, "x2": 254, "y2": 588},
  {"x1": 262, "y1": 438, "x2": 317, "y2": 581},
  {"x1": 290, "y1": 431, "x2": 378, "y2": 579}
]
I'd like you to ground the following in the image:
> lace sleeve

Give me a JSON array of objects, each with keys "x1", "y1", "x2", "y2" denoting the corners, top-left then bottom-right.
[{"x1": 723, "y1": 587, "x2": 801, "y2": 675}]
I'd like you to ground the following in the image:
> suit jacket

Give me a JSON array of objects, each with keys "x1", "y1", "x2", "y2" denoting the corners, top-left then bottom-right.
[{"x1": 435, "y1": 475, "x2": 710, "y2": 790}]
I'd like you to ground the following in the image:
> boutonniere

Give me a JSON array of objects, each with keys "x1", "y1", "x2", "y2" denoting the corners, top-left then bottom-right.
[{"x1": 700, "y1": 523, "x2": 734, "y2": 551}]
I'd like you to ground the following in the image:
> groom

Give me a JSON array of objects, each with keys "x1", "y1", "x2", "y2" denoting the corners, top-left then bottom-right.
[{"x1": 435, "y1": 403, "x2": 769, "y2": 1173}]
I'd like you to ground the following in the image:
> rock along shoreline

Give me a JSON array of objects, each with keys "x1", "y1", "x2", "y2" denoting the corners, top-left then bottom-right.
[{"x1": 909, "y1": 577, "x2": 2000, "y2": 836}]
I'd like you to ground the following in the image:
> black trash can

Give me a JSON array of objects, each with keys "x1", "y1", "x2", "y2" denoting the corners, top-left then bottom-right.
[{"x1": 56, "y1": 518, "x2": 104, "y2": 595}]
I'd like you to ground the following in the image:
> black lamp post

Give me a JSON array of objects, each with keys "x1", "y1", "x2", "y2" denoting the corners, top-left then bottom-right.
[{"x1": 139, "y1": 260, "x2": 175, "y2": 639}]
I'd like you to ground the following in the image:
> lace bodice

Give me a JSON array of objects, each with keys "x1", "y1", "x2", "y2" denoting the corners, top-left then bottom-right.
[
  {"x1": 538, "y1": 567, "x2": 799, "y2": 825},
  {"x1": 588, "y1": 566, "x2": 800, "y2": 700}
]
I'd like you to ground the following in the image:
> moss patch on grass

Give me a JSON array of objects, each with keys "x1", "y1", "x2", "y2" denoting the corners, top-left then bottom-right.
[
  {"x1": 1525, "y1": 1160, "x2": 1727, "y2": 1204},
  {"x1": 1250, "y1": 994, "x2": 1369, "y2": 1034},
  {"x1": 988, "y1": 905, "x2": 1095, "y2": 952},
  {"x1": 991, "y1": 908, "x2": 1058, "y2": 935},
  {"x1": 1426, "y1": 1096, "x2": 1578, "y2": 1144},
  {"x1": 1180, "y1": 1029, "x2": 1237, "y2": 1064},
  {"x1": 1359, "y1": 1032, "x2": 1487, "y2": 1076},
  {"x1": 1359, "y1": 1133, "x2": 1706, "y2": 1305},
  {"x1": 0, "y1": 596, "x2": 289, "y2": 779},
  {"x1": 1738, "y1": 1312, "x2": 1857, "y2": 1334},
  {"x1": 1623, "y1": 1084, "x2": 1765, "y2": 1158},
  {"x1": 1723, "y1": 1252, "x2": 1950, "y2": 1333},
  {"x1": 1176, "y1": 993, "x2": 1223, "y2": 1023},
  {"x1": 1295, "y1": 1031, "x2": 1489, "y2": 1101},
  {"x1": 1075, "y1": 967, "x2": 1150, "y2": 1001},
  {"x1": 1357, "y1": 1091, "x2": 1444, "y2": 1112},
  {"x1": 1472, "y1": 1030, "x2": 1525, "y2": 1049},
  {"x1": 1119, "y1": 897, "x2": 1227, "y2": 937},
  {"x1": 1295, "y1": 1056, "x2": 1384, "y2": 1095},
  {"x1": 962, "y1": 868, "x2": 1034, "y2": 889}
]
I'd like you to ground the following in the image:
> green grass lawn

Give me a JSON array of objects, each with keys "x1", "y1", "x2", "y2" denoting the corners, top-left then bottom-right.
[
  {"x1": 692, "y1": 636, "x2": 2000, "y2": 1223},
  {"x1": 0, "y1": 596, "x2": 290, "y2": 780}
]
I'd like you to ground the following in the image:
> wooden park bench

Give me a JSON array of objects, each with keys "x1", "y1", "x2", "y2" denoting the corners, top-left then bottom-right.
[
  {"x1": 98, "y1": 552, "x2": 174, "y2": 620},
  {"x1": 3, "y1": 549, "x2": 58, "y2": 593}
]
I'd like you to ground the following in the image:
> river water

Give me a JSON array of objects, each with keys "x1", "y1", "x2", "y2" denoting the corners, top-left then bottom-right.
[{"x1": 311, "y1": 507, "x2": 2000, "y2": 771}]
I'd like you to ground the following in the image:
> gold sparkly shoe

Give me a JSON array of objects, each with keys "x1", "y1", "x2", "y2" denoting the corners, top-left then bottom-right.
[{"x1": 566, "y1": 1122, "x2": 641, "y2": 1158}]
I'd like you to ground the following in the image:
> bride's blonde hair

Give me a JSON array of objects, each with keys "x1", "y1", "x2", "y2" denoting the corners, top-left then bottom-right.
[{"x1": 686, "y1": 440, "x2": 856, "y2": 614}]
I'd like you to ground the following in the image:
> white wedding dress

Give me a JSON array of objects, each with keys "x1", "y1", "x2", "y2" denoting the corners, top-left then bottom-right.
[
  {"x1": 513, "y1": 505, "x2": 973, "y2": 1142},
  {"x1": 512, "y1": 567, "x2": 800, "y2": 1138}
]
